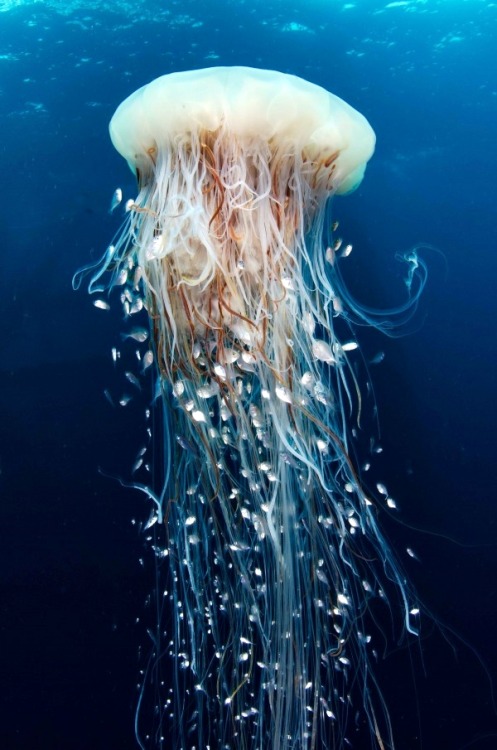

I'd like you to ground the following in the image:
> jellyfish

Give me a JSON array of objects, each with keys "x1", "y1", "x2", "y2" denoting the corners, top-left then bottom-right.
[{"x1": 76, "y1": 67, "x2": 425, "y2": 750}]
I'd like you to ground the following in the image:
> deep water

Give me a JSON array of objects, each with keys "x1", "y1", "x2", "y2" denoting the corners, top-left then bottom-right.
[{"x1": 1, "y1": 1, "x2": 497, "y2": 749}]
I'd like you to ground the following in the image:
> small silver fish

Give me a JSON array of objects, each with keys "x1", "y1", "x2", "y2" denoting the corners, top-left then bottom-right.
[
  {"x1": 121, "y1": 327, "x2": 149, "y2": 343},
  {"x1": 93, "y1": 299, "x2": 110, "y2": 310},
  {"x1": 142, "y1": 351, "x2": 154, "y2": 371},
  {"x1": 125, "y1": 371, "x2": 142, "y2": 390},
  {"x1": 176, "y1": 434, "x2": 197, "y2": 454},
  {"x1": 132, "y1": 458, "x2": 144, "y2": 473},
  {"x1": 370, "y1": 351, "x2": 385, "y2": 365},
  {"x1": 341, "y1": 341, "x2": 358, "y2": 352},
  {"x1": 325, "y1": 246, "x2": 335, "y2": 265},
  {"x1": 109, "y1": 187, "x2": 122, "y2": 213},
  {"x1": 103, "y1": 389, "x2": 115, "y2": 407}
]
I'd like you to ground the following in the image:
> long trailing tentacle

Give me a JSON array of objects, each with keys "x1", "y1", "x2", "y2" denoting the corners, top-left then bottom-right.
[{"x1": 84, "y1": 126, "x2": 425, "y2": 750}]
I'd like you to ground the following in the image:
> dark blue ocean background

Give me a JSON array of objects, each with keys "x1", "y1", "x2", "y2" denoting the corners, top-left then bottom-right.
[{"x1": 1, "y1": 1, "x2": 496, "y2": 748}]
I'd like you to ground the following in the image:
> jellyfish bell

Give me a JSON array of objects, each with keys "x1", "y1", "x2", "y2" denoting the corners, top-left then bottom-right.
[
  {"x1": 110, "y1": 67, "x2": 374, "y2": 193},
  {"x1": 80, "y1": 67, "x2": 422, "y2": 750}
]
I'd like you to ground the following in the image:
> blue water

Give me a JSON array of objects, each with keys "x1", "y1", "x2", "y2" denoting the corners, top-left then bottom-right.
[{"x1": 1, "y1": 1, "x2": 496, "y2": 748}]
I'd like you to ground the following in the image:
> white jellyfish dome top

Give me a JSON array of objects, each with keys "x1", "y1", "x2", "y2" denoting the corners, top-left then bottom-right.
[{"x1": 109, "y1": 66, "x2": 375, "y2": 195}]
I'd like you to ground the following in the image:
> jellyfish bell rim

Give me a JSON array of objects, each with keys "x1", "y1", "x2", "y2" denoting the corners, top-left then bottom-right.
[{"x1": 109, "y1": 66, "x2": 376, "y2": 195}]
